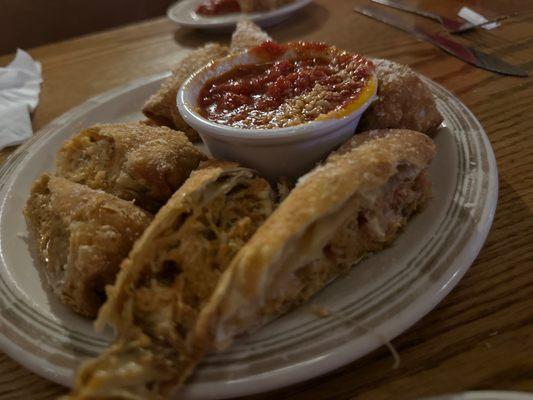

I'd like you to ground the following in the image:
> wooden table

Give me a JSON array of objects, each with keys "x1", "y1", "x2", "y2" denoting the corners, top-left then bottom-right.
[{"x1": 0, "y1": 1, "x2": 532, "y2": 398}]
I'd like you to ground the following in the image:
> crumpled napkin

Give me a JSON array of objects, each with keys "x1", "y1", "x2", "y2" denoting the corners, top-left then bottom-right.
[
  {"x1": 458, "y1": 7, "x2": 501, "y2": 30},
  {"x1": 0, "y1": 49, "x2": 42, "y2": 150}
]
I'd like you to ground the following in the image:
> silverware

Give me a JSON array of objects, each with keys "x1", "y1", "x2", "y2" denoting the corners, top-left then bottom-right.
[
  {"x1": 353, "y1": 4, "x2": 529, "y2": 77},
  {"x1": 369, "y1": 0, "x2": 505, "y2": 33}
]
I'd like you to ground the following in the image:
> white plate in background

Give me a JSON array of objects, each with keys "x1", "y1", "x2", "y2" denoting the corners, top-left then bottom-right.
[
  {"x1": 421, "y1": 391, "x2": 533, "y2": 400},
  {"x1": 167, "y1": 0, "x2": 312, "y2": 30}
]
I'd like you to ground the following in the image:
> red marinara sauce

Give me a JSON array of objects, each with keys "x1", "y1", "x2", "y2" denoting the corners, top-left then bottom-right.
[
  {"x1": 196, "y1": 0, "x2": 241, "y2": 16},
  {"x1": 197, "y1": 41, "x2": 375, "y2": 129}
]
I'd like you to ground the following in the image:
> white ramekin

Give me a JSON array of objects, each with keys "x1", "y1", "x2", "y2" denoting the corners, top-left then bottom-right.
[{"x1": 177, "y1": 50, "x2": 377, "y2": 180}]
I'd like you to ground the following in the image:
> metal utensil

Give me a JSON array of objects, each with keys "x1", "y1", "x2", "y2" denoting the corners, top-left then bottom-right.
[
  {"x1": 369, "y1": 0, "x2": 504, "y2": 33},
  {"x1": 353, "y1": 4, "x2": 528, "y2": 77}
]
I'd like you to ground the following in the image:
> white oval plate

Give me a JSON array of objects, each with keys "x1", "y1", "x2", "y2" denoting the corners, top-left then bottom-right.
[
  {"x1": 422, "y1": 391, "x2": 533, "y2": 400},
  {"x1": 0, "y1": 73, "x2": 497, "y2": 399},
  {"x1": 167, "y1": 0, "x2": 313, "y2": 30}
]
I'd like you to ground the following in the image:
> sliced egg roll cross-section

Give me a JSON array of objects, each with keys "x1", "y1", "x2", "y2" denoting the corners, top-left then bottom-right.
[
  {"x1": 56, "y1": 122, "x2": 207, "y2": 212},
  {"x1": 68, "y1": 161, "x2": 276, "y2": 400},
  {"x1": 24, "y1": 175, "x2": 152, "y2": 318}
]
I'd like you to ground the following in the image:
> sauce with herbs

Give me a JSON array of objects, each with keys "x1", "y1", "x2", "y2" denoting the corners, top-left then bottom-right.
[{"x1": 198, "y1": 41, "x2": 375, "y2": 129}]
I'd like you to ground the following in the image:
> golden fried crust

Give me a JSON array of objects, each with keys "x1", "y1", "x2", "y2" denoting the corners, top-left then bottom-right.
[
  {"x1": 358, "y1": 59, "x2": 443, "y2": 134},
  {"x1": 330, "y1": 128, "x2": 436, "y2": 166},
  {"x1": 230, "y1": 19, "x2": 272, "y2": 54},
  {"x1": 24, "y1": 175, "x2": 152, "y2": 318},
  {"x1": 139, "y1": 118, "x2": 163, "y2": 127},
  {"x1": 56, "y1": 122, "x2": 207, "y2": 212},
  {"x1": 194, "y1": 129, "x2": 436, "y2": 350},
  {"x1": 142, "y1": 43, "x2": 229, "y2": 141}
]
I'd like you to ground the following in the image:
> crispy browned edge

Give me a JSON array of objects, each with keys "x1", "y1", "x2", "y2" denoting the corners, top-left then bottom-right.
[
  {"x1": 230, "y1": 18, "x2": 272, "y2": 54},
  {"x1": 55, "y1": 121, "x2": 208, "y2": 212},
  {"x1": 142, "y1": 44, "x2": 229, "y2": 142},
  {"x1": 24, "y1": 174, "x2": 153, "y2": 318},
  {"x1": 359, "y1": 59, "x2": 444, "y2": 135}
]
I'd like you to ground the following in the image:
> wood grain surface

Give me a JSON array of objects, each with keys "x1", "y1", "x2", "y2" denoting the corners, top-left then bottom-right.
[{"x1": 0, "y1": 1, "x2": 532, "y2": 399}]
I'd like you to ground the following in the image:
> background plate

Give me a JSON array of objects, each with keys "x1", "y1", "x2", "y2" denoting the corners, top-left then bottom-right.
[
  {"x1": 167, "y1": 0, "x2": 313, "y2": 30},
  {"x1": 421, "y1": 391, "x2": 533, "y2": 400},
  {"x1": 0, "y1": 73, "x2": 497, "y2": 399}
]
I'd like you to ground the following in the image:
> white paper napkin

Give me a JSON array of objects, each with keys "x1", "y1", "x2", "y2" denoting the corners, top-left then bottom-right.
[
  {"x1": 458, "y1": 7, "x2": 501, "y2": 30},
  {"x1": 0, "y1": 49, "x2": 42, "y2": 150}
]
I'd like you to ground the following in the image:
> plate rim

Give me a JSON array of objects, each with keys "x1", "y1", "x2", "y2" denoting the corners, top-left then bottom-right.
[
  {"x1": 167, "y1": 0, "x2": 313, "y2": 29},
  {"x1": 0, "y1": 74, "x2": 169, "y2": 386},
  {"x1": 422, "y1": 391, "x2": 533, "y2": 400},
  {"x1": 0, "y1": 74, "x2": 498, "y2": 399}
]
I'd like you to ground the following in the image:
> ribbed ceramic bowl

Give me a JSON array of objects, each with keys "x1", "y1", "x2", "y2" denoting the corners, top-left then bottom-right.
[{"x1": 177, "y1": 49, "x2": 377, "y2": 180}]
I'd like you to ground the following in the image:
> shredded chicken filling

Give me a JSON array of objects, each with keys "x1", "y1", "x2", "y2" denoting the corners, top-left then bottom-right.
[
  {"x1": 70, "y1": 175, "x2": 274, "y2": 400},
  {"x1": 57, "y1": 132, "x2": 115, "y2": 188},
  {"x1": 295, "y1": 164, "x2": 429, "y2": 302},
  {"x1": 329, "y1": 164, "x2": 428, "y2": 261},
  {"x1": 212, "y1": 164, "x2": 430, "y2": 342},
  {"x1": 133, "y1": 177, "x2": 272, "y2": 348}
]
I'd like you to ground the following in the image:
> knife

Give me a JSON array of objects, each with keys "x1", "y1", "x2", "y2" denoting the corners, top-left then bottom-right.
[
  {"x1": 369, "y1": 0, "x2": 504, "y2": 33},
  {"x1": 353, "y1": 4, "x2": 529, "y2": 77}
]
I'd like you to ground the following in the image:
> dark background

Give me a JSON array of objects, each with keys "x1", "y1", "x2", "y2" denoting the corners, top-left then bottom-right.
[
  {"x1": 2, "y1": 0, "x2": 532, "y2": 56},
  {"x1": 0, "y1": 0, "x2": 175, "y2": 55}
]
